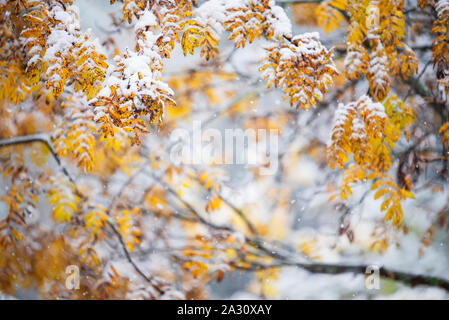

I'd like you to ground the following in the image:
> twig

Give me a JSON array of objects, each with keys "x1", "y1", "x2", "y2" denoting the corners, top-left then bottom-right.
[
  {"x1": 404, "y1": 61, "x2": 432, "y2": 101},
  {"x1": 0, "y1": 134, "x2": 78, "y2": 193},
  {"x1": 107, "y1": 221, "x2": 165, "y2": 295},
  {"x1": 0, "y1": 134, "x2": 165, "y2": 295},
  {"x1": 144, "y1": 184, "x2": 449, "y2": 293},
  {"x1": 230, "y1": 260, "x2": 449, "y2": 291},
  {"x1": 217, "y1": 193, "x2": 258, "y2": 235}
]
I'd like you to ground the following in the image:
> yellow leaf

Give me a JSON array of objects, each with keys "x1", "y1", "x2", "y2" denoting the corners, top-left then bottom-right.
[{"x1": 374, "y1": 188, "x2": 387, "y2": 200}]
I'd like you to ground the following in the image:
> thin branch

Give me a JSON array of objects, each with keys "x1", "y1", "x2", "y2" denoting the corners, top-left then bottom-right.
[
  {"x1": 107, "y1": 165, "x2": 146, "y2": 214},
  {"x1": 141, "y1": 176, "x2": 449, "y2": 292},
  {"x1": 143, "y1": 171, "x2": 234, "y2": 233},
  {"x1": 4, "y1": 129, "x2": 449, "y2": 292},
  {"x1": 0, "y1": 134, "x2": 165, "y2": 295},
  {"x1": 107, "y1": 221, "x2": 166, "y2": 295},
  {"x1": 0, "y1": 134, "x2": 79, "y2": 193},
  {"x1": 231, "y1": 260, "x2": 449, "y2": 292},
  {"x1": 217, "y1": 193, "x2": 258, "y2": 235},
  {"x1": 404, "y1": 61, "x2": 432, "y2": 101},
  {"x1": 150, "y1": 185, "x2": 449, "y2": 292}
]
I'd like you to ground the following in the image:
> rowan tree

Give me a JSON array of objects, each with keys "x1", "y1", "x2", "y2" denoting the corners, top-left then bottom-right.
[{"x1": 1, "y1": 0, "x2": 449, "y2": 299}]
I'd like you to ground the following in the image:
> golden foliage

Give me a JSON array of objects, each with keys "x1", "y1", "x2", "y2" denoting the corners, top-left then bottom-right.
[
  {"x1": 430, "y1": 0, "x2": 449, "y2": 94},
  {"x1": 114, "y1": 208, "x2": 142, "y2": 252},
  {"x1": 333, "y1": 0, "x2": 417, "y2": 100},
  {"x1": 47, "y1": 175, "x2": 79, "y2": 223},
  {"x1": 0, "y1": 233, "x2": 74, "y2": 297},
  {"x1": 225, "y1": 0, "x2": 280, "y2": 48},
  {"x1": 316, "y1": 0, "x2": 348, "y2": 34},
  {"x1": 0, "y1": 182, "x2": 37, "y2": 246},
  {"x1": 12, "y1": 1, "x2": 107, "y2": 101},
  {"x1": 91, "y1": 1, "x2": 195, "y2": 145},
  {"x1": 439, "y1": 121, "x2": 449, "y2": 147},
  {"x1": 84, "y1": 205, "x2": 108, "y2": 235},
  {"x1": 167, "y1": 71, "x2": 236, "y2": 123},
  {"x1": 370, "y1": 174, "x2": 414, "y2": 226},
  {"x1": 328, "y1": 95, "x2": 414, "y2": 225},
  {"x1": 259, "y1": 33, "x2": 338, "y2": 109},
  {"x1": 366, "y1": 41, "x2": 391, "y2": 101},
  {"x1": 196, "y1": 170, "x2": 223, "y2": 213},
  {"x1": 181, "y1": 20, "x2": 218, "y2": 60},
  {"x1": 344, "y1": 44, "x2": 369, "y2": 80},
  {"x1": 0, "y1": 231, "x2": 132, "y2": 299},
  {"x1": 78, "y1": 240, "x2": 101, "y2": 269},
  {"x1": 328, "y1": 95, "x2": 388, "y2": 170},
  {"x1": 53, "y1": 98, "x2": 97, "y2": 172},
  {"x1": 384, "y1": 94, "x2": 414, "y2": 141},
  {"x1": 182, "y1": 261, "x2": 209, "y2": 279},
  {"x1": 0, "y1": 157, "x2": 40, "y2": 247},
  {"x1": 0, "y1": 0, "x2": 442, "y2": 300}
]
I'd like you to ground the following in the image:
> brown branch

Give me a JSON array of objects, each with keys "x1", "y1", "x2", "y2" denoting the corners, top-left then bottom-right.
[
  {"x1": 107, "y1": 165, "x2": 146, "y2": 214},
  {"x1": 0, "y1": 134, "x2": 165, "y2": 295},
  {"x1": 107, "y1": 221, "x2": 166, "y2": 295},
  {"x1": 231, "y1": 260, "x2": 449, "y2": 292},
  {"x1": 217, "y1": 193, "x2": 258, "y2": 235},
  {"x1": 0, "y1": 134, "x2": 78, "y2": 191},
  {"x1": 140, "y1": 179, "x2": 449, "y2": 293},
  {"x1": 4, "y1": 131, "x2": 447, "y2": 292},
  {"x1": 157, "y1": 191, "x2": 449, "y2": 292}
]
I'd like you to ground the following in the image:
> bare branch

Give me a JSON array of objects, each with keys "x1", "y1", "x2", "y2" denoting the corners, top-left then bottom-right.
[{"x1": 0, "y1": 134, "x2": 78, "y2": 192}]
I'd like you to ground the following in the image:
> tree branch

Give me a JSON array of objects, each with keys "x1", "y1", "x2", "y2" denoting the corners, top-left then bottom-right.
[
  {"x1": 231, "y1": 260, "x2": 449, "y2": 291},
  {"x1": 0, "y1": 134, "x2": 76, "y2": 186},
  {"x1": 5, "y1": 134, "x2": 449, "y2": 293},
  {"x1": 142, "y1": 175, "x2": 449, "y2": 293},
  {"x1": 276, "y1": 0, "x2": 323, "y2": 3},
  {"x1": 107, "y1": 221, "x2": 166, "y2": 295},
  {"x1": 0, "y1": 134, "x2": 165, "y2": 295}
]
